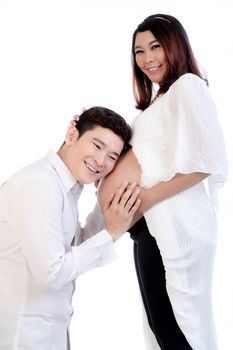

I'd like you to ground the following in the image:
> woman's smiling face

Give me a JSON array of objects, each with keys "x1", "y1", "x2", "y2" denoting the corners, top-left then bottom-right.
[{"x1": 134, "y1": 30, "x2": 168, "y2": 84}]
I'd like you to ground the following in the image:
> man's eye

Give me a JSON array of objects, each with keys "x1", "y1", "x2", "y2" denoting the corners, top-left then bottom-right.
[
  {"x1": 93, "y1": 142, "x2": 101, "y2": 150},
  {"x1": 108, "y1": 155, "x2": 117, "y2": 162}
]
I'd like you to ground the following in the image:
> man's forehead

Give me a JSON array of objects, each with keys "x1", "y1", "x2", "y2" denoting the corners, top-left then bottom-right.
[{"x1": 90, "y1": 126, "x2": 122, "y2": 140}]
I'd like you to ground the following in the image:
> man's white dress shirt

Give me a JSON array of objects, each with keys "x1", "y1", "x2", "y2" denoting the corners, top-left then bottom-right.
[{"x1": 0, "y1": 150, "x2": 116, "y2": 350}]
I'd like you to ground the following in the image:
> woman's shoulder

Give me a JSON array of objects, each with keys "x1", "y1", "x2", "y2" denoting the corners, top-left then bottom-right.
[
  {"x1": 177, "y1": 73, "x2": 205, "y2": 83},
  {"x1": 168, "y1": 73, "x2": 208, "y2": 98}
]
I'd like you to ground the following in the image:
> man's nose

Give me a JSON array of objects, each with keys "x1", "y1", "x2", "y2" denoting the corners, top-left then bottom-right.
[{"x1": 95, "y1": 152, "x2": 106, "y2": 167}]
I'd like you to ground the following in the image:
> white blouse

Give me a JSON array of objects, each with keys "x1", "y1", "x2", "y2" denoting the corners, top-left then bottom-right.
[
  {"x1": 130, "y1": 74, "x2": 227, "y2": 350},
  {"x1": 0, "y1": 150, "x2": 115, "y2": 350},
  {"x1": 131, "y1": 73, "x2": 227, "y2": 209}
]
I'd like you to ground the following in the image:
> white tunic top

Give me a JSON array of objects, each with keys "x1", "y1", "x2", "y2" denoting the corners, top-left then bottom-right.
[
  {"x1": 0, "y1": 150, "x2": 115, "y2": 350},
  {"x1": 131, "y1": 74, "x2": 227, "y2": 350}
]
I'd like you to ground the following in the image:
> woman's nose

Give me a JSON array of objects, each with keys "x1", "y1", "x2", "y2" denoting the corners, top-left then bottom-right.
[{"x1": 145, "y1": 52, "x2": 154, "y2": 63}]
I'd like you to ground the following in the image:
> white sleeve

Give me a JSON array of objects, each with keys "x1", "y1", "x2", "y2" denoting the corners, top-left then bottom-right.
[
  {"x1": 74, "y1": 201, "x2": 106, "y2": 245},
  {"x1": 165, "y1": 74, "x2": 228, "y2": 204},
  {"x1": 8, "y1": 178, "x2": 116, "y2": 291}
]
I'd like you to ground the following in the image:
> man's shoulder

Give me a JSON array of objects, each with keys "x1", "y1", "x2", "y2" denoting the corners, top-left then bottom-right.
[{"x1": 5, "y1": 157, "x2": 58, "y2": 191}]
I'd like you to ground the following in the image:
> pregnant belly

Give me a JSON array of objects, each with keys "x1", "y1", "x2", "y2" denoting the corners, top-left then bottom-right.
[{"x1": 97, "y1": 148, "x2": 141, "y2": 209}]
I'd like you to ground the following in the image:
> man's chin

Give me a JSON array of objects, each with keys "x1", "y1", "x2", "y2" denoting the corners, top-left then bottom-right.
[{"x1": 83, "y1": 177, "x2": 100, "y2": 185}]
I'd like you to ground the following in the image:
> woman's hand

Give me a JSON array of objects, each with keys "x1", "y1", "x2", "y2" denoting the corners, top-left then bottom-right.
[
  {"x1": 103, "y1": 181, "x2": 141, "y2": 241},
  {"x1": 70, "y1": 107, "x2": 86, "y2": 126}
]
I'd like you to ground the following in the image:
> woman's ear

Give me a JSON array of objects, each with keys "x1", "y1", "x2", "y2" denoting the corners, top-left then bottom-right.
[{"x1": 65, "y1": 126, "x2": 79, "y2": 146}]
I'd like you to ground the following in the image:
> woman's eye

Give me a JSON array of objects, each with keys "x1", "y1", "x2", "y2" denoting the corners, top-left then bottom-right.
[
  {"x1": 135, "y1": 49, "x2": 143, "y2": 55},
  {"x1": 152, "y1": 44, "x2": 160, "y2": 50}
]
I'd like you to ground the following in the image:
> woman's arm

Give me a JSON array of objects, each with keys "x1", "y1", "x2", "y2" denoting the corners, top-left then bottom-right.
[
  {"x1": 138, "y1": 172, "x2": 209, "y2": 213},
  {"x1": 97, "y1": 148, "x2": 209, "y2": 217}
]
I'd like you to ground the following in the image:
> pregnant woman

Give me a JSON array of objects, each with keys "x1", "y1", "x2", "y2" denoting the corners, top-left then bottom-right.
[{"x1": 97, "y1": 14, "x2": 227, "y2": 350}]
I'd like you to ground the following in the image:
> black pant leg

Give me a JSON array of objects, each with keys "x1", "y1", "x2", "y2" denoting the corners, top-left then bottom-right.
[
  {"x1": 133, "y1": 242, "x2": 155, "y2": 332},
  {"x1": 129, "y1": 217, "x2": 192, "y2": 350}
]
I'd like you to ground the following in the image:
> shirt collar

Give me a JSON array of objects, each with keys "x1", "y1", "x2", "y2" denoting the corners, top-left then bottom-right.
[{"x1": 45, "y1": 150, "x2": 83, "y2": 194}]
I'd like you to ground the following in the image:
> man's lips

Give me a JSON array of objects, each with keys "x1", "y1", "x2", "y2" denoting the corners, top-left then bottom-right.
[{"x1": 85, "y1": 161, "x2": 100, "y2": 174}]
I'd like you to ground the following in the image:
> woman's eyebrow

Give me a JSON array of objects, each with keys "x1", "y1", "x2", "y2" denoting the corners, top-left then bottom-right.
[{"x1": 134, "y1": 39, "x2": 158, "y2": 49}]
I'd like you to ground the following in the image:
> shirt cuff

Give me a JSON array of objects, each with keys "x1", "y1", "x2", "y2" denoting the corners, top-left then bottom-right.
[
  {"x1": 72, "y1": 229, "x2": 117, "y2": 277},
  {"x1": 87, "y1": 229, "x2": 117, "y2": 266}
]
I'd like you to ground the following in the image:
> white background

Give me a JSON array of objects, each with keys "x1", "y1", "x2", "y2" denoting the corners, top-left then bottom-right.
[{"x1": 0, "y1": 0, "x2": 232, "y2": 349}]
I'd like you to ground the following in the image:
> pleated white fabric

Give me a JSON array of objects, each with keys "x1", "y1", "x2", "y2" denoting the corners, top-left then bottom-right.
[{"x1": 130, "y1": 74, "x2": 227, "y2": 350}]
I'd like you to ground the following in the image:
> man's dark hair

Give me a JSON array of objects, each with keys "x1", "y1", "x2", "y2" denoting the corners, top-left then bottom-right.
[{"x1": 75, "y1": 106, "x2": 132, "y2": 152}]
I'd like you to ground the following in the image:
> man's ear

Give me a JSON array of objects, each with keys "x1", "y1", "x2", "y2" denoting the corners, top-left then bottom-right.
[{"x1": 65, "y1": 126, "x2": 79, "y2": 146}]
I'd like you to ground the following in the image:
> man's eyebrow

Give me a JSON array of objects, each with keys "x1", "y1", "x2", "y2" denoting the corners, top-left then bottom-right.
[{"x1": 93, "y1": 138, "x2": 120, "y2": 157}]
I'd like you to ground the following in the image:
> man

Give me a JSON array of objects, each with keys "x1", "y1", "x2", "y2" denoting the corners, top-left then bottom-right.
[{"x1": 0, "y1": 106, "x2": 141, "y2": 350}]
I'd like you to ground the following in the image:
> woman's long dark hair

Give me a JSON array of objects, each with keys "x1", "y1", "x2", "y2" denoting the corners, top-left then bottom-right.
[{"x1": 132, "y1": 14, "x2": 208, "y2": 110}]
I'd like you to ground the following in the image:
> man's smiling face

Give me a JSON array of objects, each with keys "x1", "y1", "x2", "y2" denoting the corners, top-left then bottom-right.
[{"x1": 59, "y1": 125, "x2": 124, "y2": 184}]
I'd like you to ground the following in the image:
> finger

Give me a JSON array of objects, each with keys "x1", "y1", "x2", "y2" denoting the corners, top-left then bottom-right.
[
  {"x1": 128, "y1": 198, "x2": 141, "y2": 215},
  {"x1": 117, "y1": 182, "x2": 137, "y2": 208},
  {"x1": 70, "y1": 120, "x2": 77, "y2": 126},
  {"x1": 73, "y1": 115, "x2": 80, "y2": 121},
  {"x1": 124, "y1": 186, "x2": 141, "y2": 212},
  {"x1": 110, "y1": 181, "x2": 129, "y2": 207},
  {"x1": 103, "y1": 191, "x2": 115, "y2": 211},
  {"x1": 82, "y1": 107, "x2": 87, "y2": 112}
]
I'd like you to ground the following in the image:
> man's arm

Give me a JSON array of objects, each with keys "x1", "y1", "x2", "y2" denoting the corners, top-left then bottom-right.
[
  {"x1": 75, "y1": 202, "x2": 105, "y2": 246},
  {"x1": 9, "y1": 178, "x2": 140, "y2": 291},
  {"x1": 77, "y1": 182, "x2": 141, "y2": 244}
]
